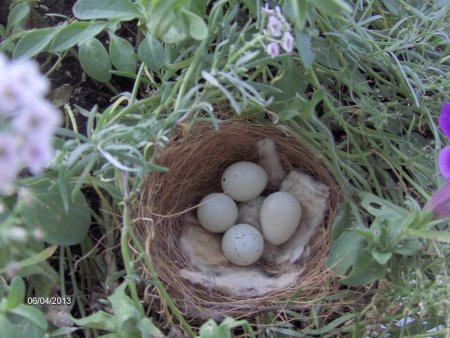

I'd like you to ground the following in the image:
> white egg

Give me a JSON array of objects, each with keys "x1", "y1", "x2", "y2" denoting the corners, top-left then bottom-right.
[
  {"x1": 221, "y1": 161, "x2": 268, "y2": 202},
  {"x1": 197, "y1": 193, "x2": 238, "y2": 233},
  {"x1": 260, "y1": 192, "x2": 302, "y2": 245},
  {"x1": 222, "y1": 224, "x2": 264, "y2": 266}
]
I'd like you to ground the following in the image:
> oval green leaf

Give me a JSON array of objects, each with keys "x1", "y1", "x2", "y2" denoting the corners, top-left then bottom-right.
[
  {"x1": 182, "y1": 9, "x2": 207, "y2": 40},
  {"x1": 7, "y1": 3, "x2": 30, "y2": 33},
  {"x1": 19, "y1": 183, "x2": 90, "y2": 246},
  {"x1": 109, "y1": 34, "x2": 137, "y2": 73},
  {"x1": 73, "y1": 0, "x2": 141, "y2": 21},
  {"x1": 13, "y1": 27, "x2": 60, "y2": 59},
  {"x1": 80, "y1": 38, "x2": 112, "y2": 82},
  {"x1": 50, "y1": 22, "x2": 90, "y2": 53},
  {"x1": 138, "y1": 35, "x2": 166, "y2": 72},
  {"x1": 78, "y1": 22, "x2": 108, "y2": 46},
  {"x1": 7, "y1": 276, "x2": 25, "y2": 310}
]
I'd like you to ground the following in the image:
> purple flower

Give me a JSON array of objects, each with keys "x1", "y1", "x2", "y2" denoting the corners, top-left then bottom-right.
[
  {"x1": 0, "y1": 133, "x2": 20, "y2": 193},
  {"x1": 424, "y1": 183, "x2": 450, "y2": 220},
  {"x1": 12, "y1": 99, "x2": 62, "y2": 139},
  {"x1": 266, "y1": 42, "x2": 280, "y2": 58},
  {"x1": 261, "y1": 3, "x2": 274, "y2": 15},
  {"x1": 268, "y1": 16, "x2": 282, "y2": 37},
  {"x1": 424, "y1": 102, "x2": 450, "y2": 220},
  {"x1": 438, "y1": 102, "x2": 450, "y2": 181},
  {"x1": 275, "y1": 6, "x2": 289, "y2": 27},
  {"x1": 23, "y1": 136, "x2": 55, "y2": 175},
  {"x1": 281, "y1": 31, "x2": 294, "y2": 52},
  {"x1": 0, "y1": 58, "x2": 49, "y2": 115}
]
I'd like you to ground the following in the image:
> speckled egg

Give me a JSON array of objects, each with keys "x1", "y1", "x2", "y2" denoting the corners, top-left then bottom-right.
[{"x1": 221, "y1": 224, "x2": 264, "y2": 266}]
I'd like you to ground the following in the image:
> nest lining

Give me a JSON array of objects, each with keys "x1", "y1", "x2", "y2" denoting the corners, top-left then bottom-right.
[{"x1": 133, "y1": 118, "x2": 343, "y2": 319}]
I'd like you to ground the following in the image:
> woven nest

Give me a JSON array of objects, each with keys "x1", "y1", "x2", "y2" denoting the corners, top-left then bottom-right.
[{"x1": 133, "y1": 117, "x2": 343, "y2": 319}]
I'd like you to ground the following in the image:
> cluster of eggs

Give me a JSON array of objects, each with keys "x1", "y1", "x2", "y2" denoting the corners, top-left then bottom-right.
[{"x1": 197, "y1": 162, "x2": 302, "y2": 266}]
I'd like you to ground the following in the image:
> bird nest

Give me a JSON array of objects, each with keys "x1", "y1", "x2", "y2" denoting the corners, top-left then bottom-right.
[{"x1": 132, "y1": 117, "x2": 343, "y2": 319}]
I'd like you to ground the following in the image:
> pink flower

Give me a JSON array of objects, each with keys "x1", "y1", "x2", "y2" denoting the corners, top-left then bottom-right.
[
  {"x1": 268, "y1": 16, "x2": 282, "y2": 37},
  {"x1": 0, "y1": 133, "x2": 20, "y2": 193},
  {"x1": 266, "y1": 42, "x2": 280, "y2": 58},
  {"x1": 281, "y1": 31, "x2": 294, "y2": 52}
]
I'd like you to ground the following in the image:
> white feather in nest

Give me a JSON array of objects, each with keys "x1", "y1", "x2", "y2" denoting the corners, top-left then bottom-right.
[{"x1": 257, "y1": 138, "x2": 285, "y2": 190}]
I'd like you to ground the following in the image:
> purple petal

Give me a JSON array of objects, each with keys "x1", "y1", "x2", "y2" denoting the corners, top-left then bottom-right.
[
  {"x1": 282, "y1": 31, "x2": 294, "y2": 52},
  {"x1": 0, "y1": 133, "x2": 20, "y2": 193},
  {"x1": 439, "y1": 102, "x2": 450, "y2": 140},
  {"x1": 268, "y1": 16, "x2": 282, "y2": 37},
  {"x1": 438, "y1": 146, "x2": 450, "y2": 181},
  {"x1": 23, "y1": 137, "x2": 54, "y2": 175},
  {"x1": 424, "y1": 183, "x2": 450, "y2": 220},
  {"x1": 266, "y1": 42, "x2": 280, "y2": 58}
]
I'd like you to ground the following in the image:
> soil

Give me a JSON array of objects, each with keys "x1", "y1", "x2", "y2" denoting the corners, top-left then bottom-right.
[{"x1": 1, "y1": 0, "x2": 139, "y2": 135}]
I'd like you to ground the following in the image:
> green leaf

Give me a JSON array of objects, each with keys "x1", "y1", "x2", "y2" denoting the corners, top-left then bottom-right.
[
  {"x1": 271, "y1": 56, "x2": 309, "y2": 103},
  {"x1": 182, "y1": 9, "x2": 208, "y2": 40},
  {"x1": 358, "y1": 190, "x2": 408, "y2": 219},
  {"x1": 50, "y1": 22, "x2": 91, "y2": 53},
  {"x1": 7, "y1": 3, "x2": 30, "y2": 33},
  {"x1": 13, "y1": 27, "x2": 60, "y2": 59},
  {"x1": 109, "y1": 34, "x2": 137, "y2": 74},
  {"x1": 330, "y1": 201, "x2": 352, "y2": 243},
  {"x1": 73, "y1": 0, "x2": 141, "y2": 20},
  {"x1": 19, "y1": 183, "x2": 90, "y2": 246},
  {"x1": 0, "y1": 315, "x2": 22, "y2": 338},
  {"x1": 49, "y1": 327, "x2": 80, "y2": 337},
  {"x1": 326, "y1": 230, "x2": 364, "y2": 275},
  {"x1": 146, "y1": 0, "x2": 183, "y2": 38},
  {"x1": 188, "y1": 0, "x2": 206, "y2": 17},
  {"x1": 78, "y1": 22, "x2": 108, "y2": 46},
  {"x1": 371, "y1": 248, "x2": 392, "y2": 265},
  {"x1": 310, "y1": 37, "x2": 341, "y2": 69},
  {"x1": 339, "y1": 250, "x2": 387, "y2": 286},
  {"x1": 138, "y1": 318, "x2": 165, "y2": 338},
  {"x1": 138, "y1": 35, "x2": 166, "y2": 72},
  {"x1": 0, "y1": 25, "x2": 6, "y2": 38},
  {"x1": 108, "y1": 283, "x2": 140, "y2": 332},
  {"x1": 393, "y1": 237, "x2": 422, "y2": 255},
  {"x1": 162, "y1": 18, "x2": 190, "y2": 43},
  {"x1": 202, "y1": 71, "x2": 241, "y2": 114},
  {"x1": 0, "y1": 245, "x2": 58, "y2": 275},
  {"x1": 313, "y1": 0, "x2": 352, "y2": 17},
  {"x1": 300, "y1": 313, "x2": 358, "y2": 334},
  {"x1": 200, "y1": 319, "x2": 219, "y2": 338},
  {"x1": 404, "y1": 229, "x2": 450, "y2": 243},
  {"x1": 285, "y1": 0, "x2": 308, "y2": 31},
  {"x1": 6, "y1": 277, "x2": 25, "y2": 310},
  {"x1": 71, "y1": 311, "x2": 117, "y2": 331},
  {"x1": 80, "y1": 38, "x2": 112, "y2": 82},
  {"x1": 295, "y1": 28, "x2": 316, "y2": 69},
  {"x1": 8, "y1": 304, "x2": 48, "y2": 331}
]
